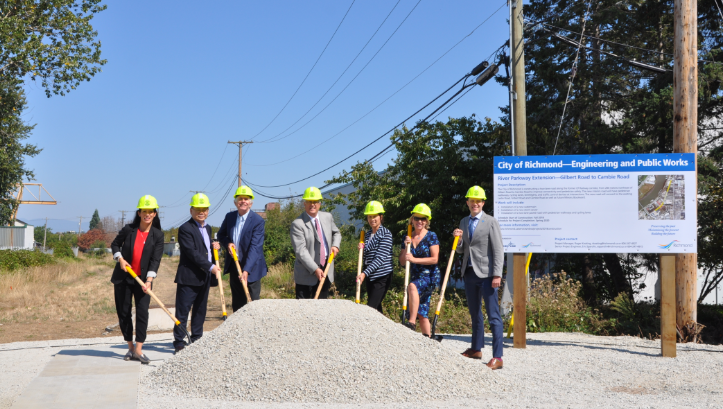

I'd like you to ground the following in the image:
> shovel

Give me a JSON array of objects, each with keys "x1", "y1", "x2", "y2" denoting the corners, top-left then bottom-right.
[
  {"x1": 356, "y1": 230, "x2": 365, "y2": 304},
  {"x1": 401, "y1": 224, "x2": 413, "y2": 324},
  {"x1": 124, "y1": 266, "x2": 192, "y2": 346},
  {"x1": 230, "y1": 246, "x2": 252, "y2": 303},
  {"x1": 430, "y1": 236, "x2": 460, "y2": 342},
  {"x1": 213, "y1": 248, "x2": 227, "y2": 320},
  {"x1": 314, "y1": 252, "x2": 336, "y2": 300}
]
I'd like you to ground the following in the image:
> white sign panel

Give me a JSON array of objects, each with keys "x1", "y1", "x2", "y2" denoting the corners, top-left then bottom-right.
[{"x1": 493, "y1": 154, "x2": 697, "y2": 253}]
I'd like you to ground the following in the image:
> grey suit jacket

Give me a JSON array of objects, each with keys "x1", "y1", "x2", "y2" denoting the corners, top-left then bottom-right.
[
  {"x1": 455, "y1": 212, "x2": 504, "y2": 279},
  {"x1": 290, "y1": 211, "x2": 342, "y2": 286}
]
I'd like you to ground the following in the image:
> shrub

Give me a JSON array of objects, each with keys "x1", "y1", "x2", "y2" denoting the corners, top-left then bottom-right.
[
  {"x1": 263, "y1": 200, "x2": 304, "y2": 265},
  {"x1": 78, "y1": 229, "x2": 107, "y2": 250},
  {"x1": 527, "y1": 271, "x2": 610, "y2": 334},
  {"x1": 53, "y1": 242, "x2": 75, "y2": 259},
  {"x1": 0, "y1": 249, "x2": 55, "y2": 272}
]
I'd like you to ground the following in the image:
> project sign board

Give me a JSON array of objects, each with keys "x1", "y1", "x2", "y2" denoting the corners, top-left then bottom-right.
[{"x1": 493, "y1": 153, "x2": 697, "y2": 253}]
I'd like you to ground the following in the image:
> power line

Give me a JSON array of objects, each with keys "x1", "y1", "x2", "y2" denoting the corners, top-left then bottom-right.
[
  {"x1": 250, "y1": 0, "x2": 356, "y2": 140},
  {"x1": 553, "y1": 3, "x2": 592, "y2": 156},
  {"x1": 253, "y1": 0, "x2": 403, "y2": 143},
  {"x1": 248, "y1": 73, "x2": 471, "y2": 189},
  {"x1": 257, "y1": 0, "x2": 424, "y2": 144},
  {"x1": 713, "y1": 0, "x2": 723, "y2": 22},
  {"x1": 244, "y1": 1, "x2": 508, "y2": 167}
]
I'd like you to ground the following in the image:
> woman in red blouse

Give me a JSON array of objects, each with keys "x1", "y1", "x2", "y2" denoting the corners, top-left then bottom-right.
[{"x1": 110, "y1": 195, "x2": 164, "y2": 364}]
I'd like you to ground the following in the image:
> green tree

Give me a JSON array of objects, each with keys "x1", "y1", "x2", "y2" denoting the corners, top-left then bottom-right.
[
  {"x1": 0, "y1": 78, "x2": 39, "y2": 225},
  {"x1": 1, "y1": 0, "x2": 107, "y2": 225},
  {"x1": 0, "y1": 0, "x2": 108, "y2": 97},
  {"x1": 89, "y1": 208, "x2": 100, "y2": 230},
  {"x1": 327, "y1": 116, "x2": 509, "y2": 275}
]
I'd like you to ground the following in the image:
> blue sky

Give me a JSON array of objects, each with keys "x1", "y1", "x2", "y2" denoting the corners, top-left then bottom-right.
[{"x1": 19, "y1": 0, "x2": 513, "y2": 231}]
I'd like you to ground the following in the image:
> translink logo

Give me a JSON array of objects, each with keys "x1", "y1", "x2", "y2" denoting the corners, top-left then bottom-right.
[{"x1": 658, "y1": 240, "x2": 679, "y2": 249}]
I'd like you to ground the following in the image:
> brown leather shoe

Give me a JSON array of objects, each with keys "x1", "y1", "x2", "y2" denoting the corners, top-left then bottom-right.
[
  {"x1": 486, "y1": 358, "x2": 503, "y2": 370},
  {"x1": 466, "y1": 350, "x2": 483, "y2": 360},
  {"x1": 461, "y1": 348, "x2": 474, "y2": 357}
]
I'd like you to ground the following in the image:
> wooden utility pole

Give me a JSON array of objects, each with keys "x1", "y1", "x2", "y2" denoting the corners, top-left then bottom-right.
[
  {"x1": 119, "y1": 210, "x2": 128, "y2": 226},
  {"x1": 510, "y1": 0, "x2": 528, "y2": 349},
  {"x1": 228, "y1": 141, "x2": 253, "y2": 187},
  {"x1": 673, "y1": 0, "x2": 697, "y2": 327},
  {"x1": 77, "y1": 216, "x2": 83, "y2": 236}
]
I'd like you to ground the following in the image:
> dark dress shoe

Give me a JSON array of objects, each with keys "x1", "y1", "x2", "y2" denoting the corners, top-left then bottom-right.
[
  {"x1": 486, "y1": 358, "x2": 503, "y2": 370},
  {"x1": 174, "y1": 345, "x2": 185, "y2": 354},
  {"x1": 461, "y1": 348, "x2": 474, "y2": 357},
  {"x1": 463, "y1": 349, "x2": 483, "y2": 359},
  {"x1": 404, "y1": 321, "x2": 416, "y2": 331}
]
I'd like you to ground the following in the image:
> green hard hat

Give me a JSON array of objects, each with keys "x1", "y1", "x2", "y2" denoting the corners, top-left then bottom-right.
[
  {"x1": 465, "y1": 185, "x2": 487, "y2": 200},
  {"x1": 190, "y1": 193, "x2": 211, "y2": 207},
  {"x1": 234, "y1": 185, "x2": 255, "y2": 199},
  {"x1": 363, "y1": 201, "x2": 385, "y2": 215},
  {"x1": 410, "y1": 203, "x2": 432, "y2": 220},
  {"x1": 302, "y1": 186, "x2": 323, "y2": 201},
  {"x1": 137, "y1": 195, "x2": 159, "y2": 209}
]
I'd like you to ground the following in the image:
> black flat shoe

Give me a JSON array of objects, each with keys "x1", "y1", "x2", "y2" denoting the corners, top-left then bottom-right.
[{"x1": 404, "y1": 321, "x2": 416, "y2": 331}]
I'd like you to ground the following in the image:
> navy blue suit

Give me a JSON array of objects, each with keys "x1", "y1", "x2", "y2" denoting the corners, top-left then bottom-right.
[
  {"x1": 173, "y1": 218, "x2": 217, "y2": 348},
  {"x1": 217, "y1": 210, "x2": 267, "y2": 311}
]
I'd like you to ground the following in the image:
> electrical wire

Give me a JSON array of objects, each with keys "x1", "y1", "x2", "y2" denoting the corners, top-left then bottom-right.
[
  {"x1": 552, "y1": 2, "x2": 592, "y2": 156},
  {"x1": 250, "y1": 0, "x2": 356, "y2": 140},
  {"x1": 253, "y1": 0, "x2": 403, "y2": 144},
  {"x1": 244, "y1": 1, "x2": 508, "y2": 167},
  {"x1": 248, "y1": 74, "x2": 471, "y2": 188},
  {"x1": 201, "y1": 143, "x2": 230, "y2": 192},
  {"x1": 714, "y1": 0, "x2": 723, "y2": 22},
  {"x1": 257, "y1": 0, "x2": 423, "y2": 144},
  {"x1": 246, "y1": 78, "x2": 484, "y2": 200}
]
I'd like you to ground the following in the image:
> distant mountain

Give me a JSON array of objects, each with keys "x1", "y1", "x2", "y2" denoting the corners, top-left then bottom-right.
[{"x1": 23, "y1": 219, "x2": 90, "y2": 233}]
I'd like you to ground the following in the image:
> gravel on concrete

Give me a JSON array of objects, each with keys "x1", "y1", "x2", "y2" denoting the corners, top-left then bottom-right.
[{"x1": 143, "y1": 299, "x2": 506, "y2": 403}]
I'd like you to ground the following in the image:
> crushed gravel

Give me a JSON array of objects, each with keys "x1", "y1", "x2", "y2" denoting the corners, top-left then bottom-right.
[{"x1": 143, "y1": 299, "x2": 506, "y2": 403}]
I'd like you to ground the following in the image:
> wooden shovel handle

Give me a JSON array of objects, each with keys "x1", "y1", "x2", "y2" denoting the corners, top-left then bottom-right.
[
  {"x1": 314, "y1": 252, "x2": 335, "y2": 300},
  {"x1": 356, "y1": 231, "x2": 364, "y2": 304},
  {"x1": 213, "y1": 248, "x2": 227, "y2": 318},
  {"x1": 401, "y1": 224, "x2": 413, "y2": 313},
  {"x1": 434, "y1": 236, "x2": 460, "y2": 316},
  {"x1": 124, "y1": 266, "x2": 180, "y2": 326},
  {"x1": 230, "y1": 246, "x2": 252, "y2": 303}
]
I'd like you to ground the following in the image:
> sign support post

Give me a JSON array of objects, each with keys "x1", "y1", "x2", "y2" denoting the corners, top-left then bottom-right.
[{"x1": 660, "y1": 254, "x2": 677, "y2": 357}]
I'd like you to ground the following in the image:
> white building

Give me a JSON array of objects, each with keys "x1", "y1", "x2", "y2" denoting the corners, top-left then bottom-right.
[{"x1": 0, "y1": 219, "x2": 35, "y2": 250}]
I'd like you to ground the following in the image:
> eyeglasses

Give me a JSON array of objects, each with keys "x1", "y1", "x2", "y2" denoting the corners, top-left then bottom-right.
[{"x1": 412, "y1": 216, "x2": 428, "y2": 222}]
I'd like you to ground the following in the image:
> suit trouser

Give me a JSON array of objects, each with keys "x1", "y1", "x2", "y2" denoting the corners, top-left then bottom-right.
[
  {"x1": 295, "y1": 277, "x2": 331, "y2": 299},
  {"x1": 114, "y1": 280, "x2": 151, "y2": 343},
  {"x1": 229, "y1": 275, "x2": 261, "y2": 312},
  {"x1": 366, "y1": 274, "x2": 392, "y2": 313},
  {"x1": 174, "y1": 280, "x2": 210, "y2": 347},
  {"x1": 464, "y1": 267, "x2": 503, "y2": 358}
]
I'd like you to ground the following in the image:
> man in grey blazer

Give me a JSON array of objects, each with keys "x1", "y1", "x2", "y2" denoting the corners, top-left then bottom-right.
[
  {"x1": 453, "y1": 185, "x2": 504, "y2": 369},
  {"x1": 290, "y1": 187, "x2": 342, "y2": 299}
]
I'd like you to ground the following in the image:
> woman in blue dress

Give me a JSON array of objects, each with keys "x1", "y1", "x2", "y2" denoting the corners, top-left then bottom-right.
[{"x1": 399, "y1": 203, "x2": 440, "y2": 336}]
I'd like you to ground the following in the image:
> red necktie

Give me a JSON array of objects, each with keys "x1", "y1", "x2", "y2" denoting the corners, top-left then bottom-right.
[{"x1": 315, "y1": 218, "x2": 326, "y2": 266}]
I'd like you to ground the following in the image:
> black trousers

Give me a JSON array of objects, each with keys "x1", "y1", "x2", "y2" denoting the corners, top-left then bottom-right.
[
  {"x1": 229, "y1": 275, "x2": 261, "y2": 312},
  {"x1": 114, "y1": 280, "x2": 151, "y2": 343},
  {"x1": 174, "y1": 280, "x2": 210, "y2": 347},
  {"x1": 295, "y1": 278, "x2": 331, "y2": 299},
  {"x1": 366, "y1": 274, "x2": 392, "y2": 313}
]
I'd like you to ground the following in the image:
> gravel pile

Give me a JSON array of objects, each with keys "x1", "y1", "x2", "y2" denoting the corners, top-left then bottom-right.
[{"x1": 144, "y1": 299, "x2": 506, "y2": 403}]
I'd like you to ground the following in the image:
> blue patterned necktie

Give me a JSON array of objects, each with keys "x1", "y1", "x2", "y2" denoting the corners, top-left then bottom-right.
[{"x1": 469, "y1": 216, "x2": 478, "y2": 239}]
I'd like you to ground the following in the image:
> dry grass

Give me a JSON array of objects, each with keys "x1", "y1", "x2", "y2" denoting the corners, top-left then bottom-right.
[
  {"x1": 260, "y1": 263, "x2": 295, "y2": 299},
  {"x1": 0, "y1": 254, "x2": 116, "y2": 324}
]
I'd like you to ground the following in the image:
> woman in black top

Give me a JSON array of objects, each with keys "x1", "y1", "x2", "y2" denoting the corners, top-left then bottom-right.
[
  {"x1": 110, "y1": 195, "x2": 164, "y2": 364},
  {"x1": 356, "y1": 201, "x2": 394, "y2": 313}
]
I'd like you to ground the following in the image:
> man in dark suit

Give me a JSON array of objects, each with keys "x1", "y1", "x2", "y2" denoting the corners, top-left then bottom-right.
[
  {"x1": 217, "y1": 185, "x2": 268, "y2": 311},
  {"x1": 290, "y1": 186, "x2": 341, "y2": 299},
  {"x1": 173, "y1": 193, "x2": 221, "y2": 353}
]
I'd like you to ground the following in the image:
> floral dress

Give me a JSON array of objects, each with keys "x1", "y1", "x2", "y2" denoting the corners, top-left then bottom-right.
[{"x1": 402, "y1": 231, "x2": 440, "y2": 318}]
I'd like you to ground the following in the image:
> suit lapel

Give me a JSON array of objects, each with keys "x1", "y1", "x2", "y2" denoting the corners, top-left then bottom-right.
[{"x1": 128, "y1": 227, "x2": 137, "y2": 256}]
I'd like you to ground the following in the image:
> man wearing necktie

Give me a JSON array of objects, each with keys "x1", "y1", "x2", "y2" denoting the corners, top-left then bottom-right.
[
  {"x1": 453, "y1": 186, "x2": 504, "y2": 369},
  {"x1": 217, "y1": 186, "x2": 268, "y2": 311},
  {"x1": 290, "y1": 187, "x2": 341, "y2": 299}
]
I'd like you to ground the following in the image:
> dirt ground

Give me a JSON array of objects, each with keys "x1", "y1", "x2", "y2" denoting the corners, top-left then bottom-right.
[{"x1": 0, "y1": 255, "x2": 231, "y2": 344}]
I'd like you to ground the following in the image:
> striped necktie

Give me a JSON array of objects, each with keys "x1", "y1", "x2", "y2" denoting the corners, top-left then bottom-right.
[{"x1": 315, "y1": 218, "x2": 326, "y2": 266}]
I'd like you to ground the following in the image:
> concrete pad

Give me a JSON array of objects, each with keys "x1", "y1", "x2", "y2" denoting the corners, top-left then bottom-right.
[
  {"x1": 9, "y1": 339, "x2": 176, "y2": 409},
  {"x1": 142, "y1": 307, "x2": 176, "y2": 331}
]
